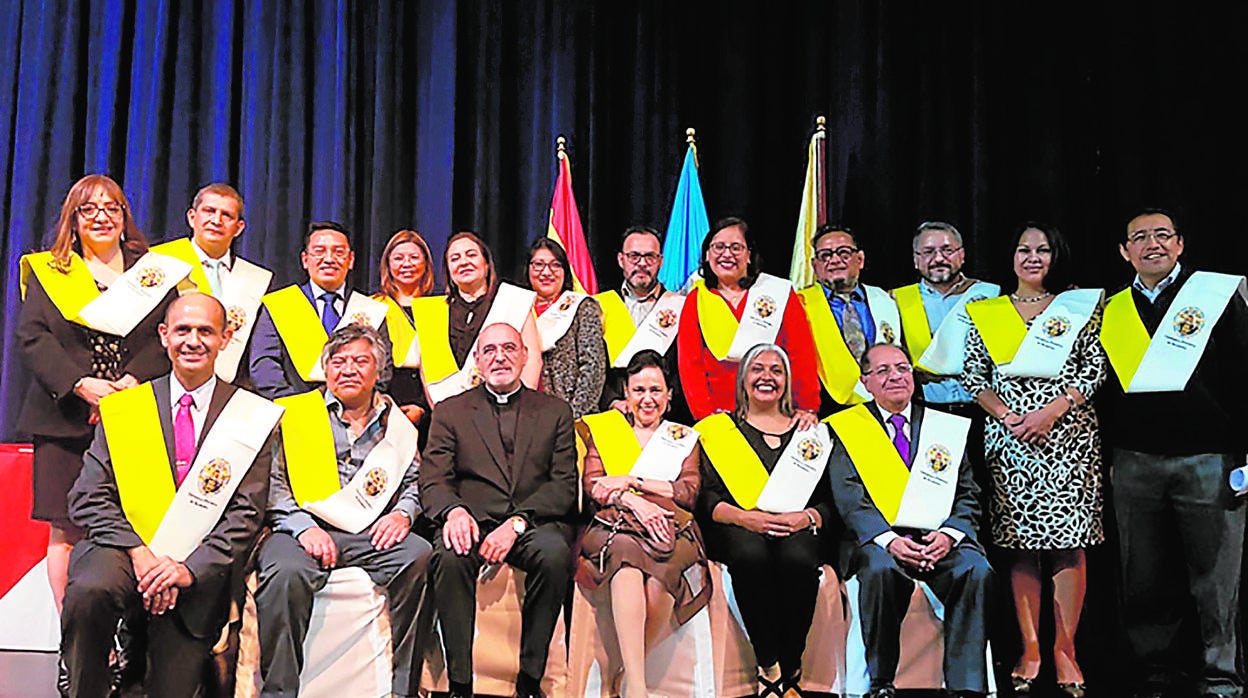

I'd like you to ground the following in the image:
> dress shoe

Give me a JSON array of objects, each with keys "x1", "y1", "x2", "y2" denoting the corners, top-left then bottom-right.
[
  {"x1": 1058, "y1": 682, "x2": 1088, "y2": 698},
  {"x1": 1011, "y1": 674, "x2": 1036, "y2": 695},
  {"x1": 447, "y1": 680, "x2": 473, "y2": 698},
  {"x1": 867, "y1": 687, "x2": 896, "y2": 698}
]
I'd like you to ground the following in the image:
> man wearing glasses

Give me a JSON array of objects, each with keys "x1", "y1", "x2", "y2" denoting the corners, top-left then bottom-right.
[
  {"x1": 1100, "y1": 209, "x2": 1248, "y2": 698},
  {"x1": 797, "y1": 224, "x2": 903, "y2": 415},
  {"x1": 250, "y1": 221, "x2": 388, "y2": 399},
  {"x1": 595, "y1": 225, "x2": 689, "y2": 418}
]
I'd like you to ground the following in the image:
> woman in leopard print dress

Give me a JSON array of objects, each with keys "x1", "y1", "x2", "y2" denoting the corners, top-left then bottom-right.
[{"x1": 962, "y1": 222, "x2": 1106, "y2": 697}]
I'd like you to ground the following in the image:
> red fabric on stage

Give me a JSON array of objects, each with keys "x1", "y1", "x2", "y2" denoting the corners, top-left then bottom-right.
[
  {"x1": 0, "y1": 444, "x2": 49, "y2": 598},
  {"x1": 677, "y1": 287, "x2": 820, "y2": 420}
]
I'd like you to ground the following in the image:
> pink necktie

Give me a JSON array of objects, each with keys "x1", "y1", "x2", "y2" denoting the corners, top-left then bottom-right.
[
  {"x1": 888, "y1": 414, "x2": 911, "y2": 468},
  {"x1": 174, "y1": 393, "x2": 196, "y2": 486}
]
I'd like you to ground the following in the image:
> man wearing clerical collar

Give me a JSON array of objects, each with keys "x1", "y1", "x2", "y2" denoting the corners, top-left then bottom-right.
[
  {"x1": 421, "y1": 323, "x2": 578, "y2": 698},
  {"x1": 826, "y1": 343, "x2": 991, "y2": 698},
  {"x1": 61, "y1": 294, "x2": 278, "y2": 697},
  {"x1": 1102, "y1": 208, "x2": 1248, "y2": 698},
  {"x1": 257, "y1": 324, "x2": 430, "y2": 698}
]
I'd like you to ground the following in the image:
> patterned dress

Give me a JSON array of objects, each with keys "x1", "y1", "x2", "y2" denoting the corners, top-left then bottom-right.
[{"x1": 962, "y1": 306, "x2": 1107, "y2": 550}]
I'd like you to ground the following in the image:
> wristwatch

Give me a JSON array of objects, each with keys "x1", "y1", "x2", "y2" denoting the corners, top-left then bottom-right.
[{"x1": 510, "y1": 516, "x2": 528, "y2": 535}]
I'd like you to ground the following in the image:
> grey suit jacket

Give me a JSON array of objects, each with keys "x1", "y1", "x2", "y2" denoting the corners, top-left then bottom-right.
[{"x1": 68, "y1": 375, "x2": 274, "y2": 638}]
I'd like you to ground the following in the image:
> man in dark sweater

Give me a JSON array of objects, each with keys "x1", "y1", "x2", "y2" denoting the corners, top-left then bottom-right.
[{"x1": 1099, "y1": 209, "x2": 1248, "y2": 698}]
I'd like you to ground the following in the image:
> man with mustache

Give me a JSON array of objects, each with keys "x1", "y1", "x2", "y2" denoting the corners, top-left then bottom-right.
[
  {"x1": 249, "y1": 221, "x2": 387, "y2": 399},
  {"x1": 61, "y1": 294, "x2": 281, "y2": 697},
  {"x1": 826, "y1": 343, "x2": 992, "y2": 698},
  {"x1": 151, "y1": 183, "x2": 274, "y2": 384},
  {"x1": 595, "y1": 225, "x2": 689, "y2": 420},
  {"x1": 420, "y1": 323, "x2": 578, "y2": 698},
  {"x1": 797, "y1": 224, "x2": 903, "y2": 415},
  {"x1": 256, "y1": 324, "x2": 430, "y2": 698},
  {"x1": 1100, "y1": 209, "x2": 1248, "y2": 698}
]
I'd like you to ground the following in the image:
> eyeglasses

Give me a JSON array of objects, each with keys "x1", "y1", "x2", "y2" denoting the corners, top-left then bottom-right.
[
  {"x1": 915, "y1": 245, "x2": 962, "y2": 260},
  {"x1": 709, "y1": 242, "x2": 747, "y2": 255},
  {"x1": 528, "y1": 260, "x2": 563, "y2": 273},
  {"x1": 865, "y1": 363, "x2": 912, "y2": 379},
  {"x1": 622, "y1": 251, "x2": 661, "y2": 265},
  {"x1": 1125, "y1": 229, "x2": 1179, "y2": 246},
  {"x1": 306, "y1": 247, "x2": 351, "y2": 261},
  {"x1": 77, "y1": 203, "x2": 125, "y2": 219},
  {"x1": 813, "y1": 246, "x2": 859, "y2": 263}
]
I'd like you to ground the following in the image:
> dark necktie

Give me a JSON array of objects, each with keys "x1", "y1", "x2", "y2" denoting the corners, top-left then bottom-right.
[
  {"x1": 320, "y1": 291, "x2": 341, "y2": 334},
  {"x1": 838, "y1": 293, "x2": 867, "y2": 361},
  {"x1": 174, "y1": 393, "x2": 196, "y2": 486},
  {"x1": 889, "y1": 413, "x2": 911, "y2": 468}
]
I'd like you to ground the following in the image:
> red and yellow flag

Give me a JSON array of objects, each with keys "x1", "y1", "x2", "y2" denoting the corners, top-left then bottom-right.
[{"x1": 546, "y1": 138, "x2": 598, "y2": 294}]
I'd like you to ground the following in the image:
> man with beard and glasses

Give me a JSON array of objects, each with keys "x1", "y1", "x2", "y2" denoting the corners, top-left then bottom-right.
[
  {"x1": 796, "y1": 224, "x2": 903, "y2": 416},
  {"x1": 595, "y1": 225, "x2": 690, "y2": 420}
]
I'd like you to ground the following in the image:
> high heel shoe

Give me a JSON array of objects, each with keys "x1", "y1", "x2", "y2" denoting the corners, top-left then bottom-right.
[
  {"x1": 1010, "y1": 674, "x2": 1036, "y2": 695},
  {"x1": 781, "y1": 668, "x2": 804, "y2": 698},
  {"x1": 1057, "y1": 681, "x2": 1088, "y2": 698}
]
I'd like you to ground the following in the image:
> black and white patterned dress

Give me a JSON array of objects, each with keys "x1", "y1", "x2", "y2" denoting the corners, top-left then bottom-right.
[{"x1": 962, "y1": 307, "x2": 1107, "y2": 550}]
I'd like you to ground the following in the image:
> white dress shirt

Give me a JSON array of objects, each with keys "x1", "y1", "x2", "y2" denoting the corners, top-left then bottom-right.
[{"x1": 170, "y1": 375, "x2": 217, "y2": 446}]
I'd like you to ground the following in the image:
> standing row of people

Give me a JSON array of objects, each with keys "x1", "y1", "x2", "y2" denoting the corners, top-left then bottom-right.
[{"x1": 18, "y1": 173, "x2": 1248, "y2": 698}]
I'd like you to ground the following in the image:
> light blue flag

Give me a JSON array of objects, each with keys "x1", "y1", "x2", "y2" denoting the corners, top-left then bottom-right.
[{"x1": 658, "y1": 144, "x2": 710, "y2": 292}]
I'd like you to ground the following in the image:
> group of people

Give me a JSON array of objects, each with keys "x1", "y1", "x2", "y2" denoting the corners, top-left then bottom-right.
[{"x1": 17, "y1": 173, "x2": 1247, "y2": 698}]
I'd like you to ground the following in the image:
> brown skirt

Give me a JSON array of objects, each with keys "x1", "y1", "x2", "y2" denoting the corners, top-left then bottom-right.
[
  {"x1": 576, "y1": 499, "x2": 712, "y2": 625},
  {"x1": 31, "y1": 435, "x2": 92, "y2": 533}
]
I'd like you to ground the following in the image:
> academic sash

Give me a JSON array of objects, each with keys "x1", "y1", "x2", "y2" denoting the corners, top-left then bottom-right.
[
  {"x1": 412, "y1": 283, "x2": 537, "y2": 404},
  {"x1": 825, "y1": 404, "x2": 968, "y2": 531},
  {"x1": 150, "y1": 238, "x2": 274, "y2": 382},
  {"x1": 375, "y1": 295, "x2": 422, "y2": 368},
  {"x1": 596, "y1": 290, "x2": 684, "y2": 367},
  {"x1": 20, "y1": 251, "x2": 191, "y2": 337},
  {"x1": 894, "y1": 281, "x2": 1001, "y2": 375},
  {"x1": 965, "y1": 288, "x2": 1102, "y2": 378},
  {"x1": 1100, "y1": 271, "x2": 1246, "y2": 392},
  {"x1": 579, "y1": 410, "x2": 699, "y2": 482},
  {"x1": 260, "y1": 286, "x2": 389, "y2": 382},
  {"x1": 536, "y1": 290, "x2": 589, "y2": 351},
  {"x1": 695, "y1": 273, "x2": 792, "y2": 362},
  {"x1": 696, "y1": 413, "x2": 832, "y2": 513},
  {"x1": 276, "y1": 391, "x2": 419, "y2": 534},
  {"x1": 100, "y1": 382, "x2": 283, "y2": 560},
  {"x1": 797, "y1": 284, "x2": 902, "y2": 405}
]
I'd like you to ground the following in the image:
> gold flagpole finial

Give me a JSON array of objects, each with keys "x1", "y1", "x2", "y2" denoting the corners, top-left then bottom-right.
[
  {"x1": 686, "y1": 127, "x2": 697, "y2": 145},
  {"x1": 556, "y1": 135, "x2": 567, "y2": 152},
  {"x1": 816, "y1": 115, "x2": 826, "y2": 132}
]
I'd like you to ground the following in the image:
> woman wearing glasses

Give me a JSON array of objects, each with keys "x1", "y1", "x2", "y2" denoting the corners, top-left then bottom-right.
[
  {"x1": 374, "y1": 230, "x2": 436, "y2": 440},
  {"x1": 525, "y1": 238, "x2": 605, "y2": 418},
  {"x1": 17, "y1": 174, "x2": 182, "y2": 616},
  {"x1": 676, "y1": 217, "x2": 820, "y2": 421},
  {"x1": 962, "y1": 222, "x2": 1106, "y2": 698}
]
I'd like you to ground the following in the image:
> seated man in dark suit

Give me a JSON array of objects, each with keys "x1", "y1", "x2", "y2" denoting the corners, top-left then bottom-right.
[
  {"x1": 420, "y1": 322, "x2": 578, "y2": 698},
  {"x1": 61, "y1": 293, "x2": 282, "y2": 698},
  {"x1": 825, "y1": 343, "x2": 993, "y2": 698}
]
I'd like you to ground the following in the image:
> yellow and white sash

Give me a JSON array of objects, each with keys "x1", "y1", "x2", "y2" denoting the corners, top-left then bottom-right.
[
  {"x1": 100, "y1": 383, "x2": 283, "y2": 560},
  {"x1": 1101, "y1": 272, "x2": 1246, "y2": 393},
  {"x1": 895, "y1": 281, "x2": 1001, "y2": 376},
  {"x1": 376, "y1": 295, "x2": 422, "y2": 368},
  {"x1": 537, "y1": 290, "x2": 589, "y2": 351},
  {"x1": 580, "y1": 410, "x2": 699, "y2": 481},
  {"x1": 696, "y1": 413, "x2": 832, "y2": 513},
  {"x1": 826, "y1": 404, "x2": 968, "y2": 530},
  {"x1": 414, "y1": 283, "x2": 537, "y2": 404},
  {"x1": 260, "y1": 286, "x2": 388, "y2": 383},
  {"x1": 276, "y1": 391, "x2": 419, "y2": 534},
  {"x1": 20, "y1": 251, "x2": 191, "y2": 337},
  {"x1": 797, "y1": 284, "x2": 896, "y2": 406},
  {"x1": 863, "y1": 284, "x2": 902, "y2": 347},
  {"x1": 150, "y1": 239, "x2": 273, "y2": 382},
  {"x1": 696, "y1": 272, "x2": 792, "y2": 362},
  {"x1": 966, "y1": 288, "x2": 1102, "y2": 378},
  {"x1": 597, "y1": 290, "x2": 684, "y2": 367}
]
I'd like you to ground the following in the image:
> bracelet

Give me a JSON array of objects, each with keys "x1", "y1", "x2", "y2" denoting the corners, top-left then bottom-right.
[
  {"x1": 633, "y1": 476, "x2": 644, "y2": 492},
  {"x1": 804, "y1": 510, "x2": 818, "y2": 531},
  {"x1": 1000, "y1": 410, "x2": 1016, "y2": 422}
]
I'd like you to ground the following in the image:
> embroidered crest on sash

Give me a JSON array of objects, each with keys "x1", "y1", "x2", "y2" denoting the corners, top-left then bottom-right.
[
  {"x1": 755, "y1": 295, "x2": 777, "y2": 318},
  {"x1": 880, "y1": 322, "x2": 896, "y2": 344},
  {"x1": 226, "y1": 305, "x2": 248, "y2": 333},
  {"x1": 667, "y1": 423, "x2": 691, "y2": 439},
  {"x1": 137, "y1": 266, "x2": 166, "y2": 288},
  {"x1": 1043, "y1": 316, "x2": 1071, "y2": 337},
  {"x1": 799, "y1": 437, "x2": 823, "y2": 460},
  {"x1": 657, "y1": 309, "x2": 678, "y2": 328},
  {"x1": 199, "y1": 458, "x2": 232, "y2": 495},
  {"x1": 558, "y1": 295, "x2": 576, "y2": 311},
  {"x1": 363, "y1": 468, "x2": 389, "y2": 497},
  {"x1": 926, "y1": 444, "x2": 951, "y2": 473},
  {"x1": 1173, "y1": 306, "x2": 1205, "y2": 337}
]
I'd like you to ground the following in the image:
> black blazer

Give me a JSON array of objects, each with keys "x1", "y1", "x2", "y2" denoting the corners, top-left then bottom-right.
[
  {"x1": 419, "y1": 385, "x2": 577, "y2": 532},
  {"x1": 827, "y1": 401, "x2": 981, "y2": 550},
  {"x1": 68, "y1": 376, "x2": 274, "y2": 638},
  {"x1": 17, "y1": 247, "x2": 173, "y2": 439}
]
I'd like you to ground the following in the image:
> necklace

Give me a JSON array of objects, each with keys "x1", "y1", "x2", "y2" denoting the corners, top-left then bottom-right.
[{"x1": 1010, "y1": 291, "x2": 1052, "y2": 303}]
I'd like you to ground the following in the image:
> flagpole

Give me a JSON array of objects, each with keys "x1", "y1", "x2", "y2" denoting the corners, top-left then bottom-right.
[
  {"x1": 686, "y1": 127, "x2": 698, "y2": 166},
  {"x1": 815, "y1": 115, "x2": 827, "y2": 225},
  {"x1": 556, "y1": 134, "x2": 567, "y2": 159}
]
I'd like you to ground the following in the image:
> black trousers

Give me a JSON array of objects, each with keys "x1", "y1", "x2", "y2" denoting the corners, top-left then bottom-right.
[
  {"x1": 428, "y1": 523, "x2": 572, "y2": 687},
  {"x1": 705, "y1": 522, "x2": 823, "y2": 675},
  {"x1": 61, "y1": 541, "x2": 216, "y2": 698},
  {"x1": 852, "y1": 542, "x2": 993, "y2": 693}
]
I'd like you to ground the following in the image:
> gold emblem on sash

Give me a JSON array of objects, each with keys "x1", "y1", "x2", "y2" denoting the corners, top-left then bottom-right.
[
  {"x1": 137, "y1": 266, "x2": 166, "y2": 288},
  {"x1": 798, "y1": 437, "x2": 823, "y2": 460},
  {"x1": 1043, "y1": 316, "x2": 1071, "y2": 337},
  {"x1": 925, "y1": 444, "x2": 951, "y2": 473},
  {"x1": 754, "y1": 295, "x2": 777, "y2": 318},
  {"x1": 350, "y1": 311, "x2": 370, "y2": 326},
  {"x1": 1174, "y1": 306, "x2": 1205, "y2": 337},
  {"x1": 363, "y1": 467, "x2": 389, "y2": 497},
  {"x1": 558, "y1": 295, "x2": 576, "y2": 311},
  {"x1": 880, "y1": 322, "x2": 896, "y2": 344},
  {"x1": 667, "y1": 423, "x2": 691, "y2": 440},
  {"x1": 657, "y1": 308, "x2": 678, "y2": 328},
  {"x1": 469, "y1": 370, "x2": 484, "y2": 387},
  {"x1": 226, "y1": 305, "x2": 248, "y2": 333},
  {"x1": 199, "y1": 458, "x2": 232, "y2": 495}
]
